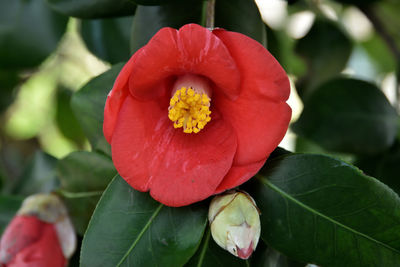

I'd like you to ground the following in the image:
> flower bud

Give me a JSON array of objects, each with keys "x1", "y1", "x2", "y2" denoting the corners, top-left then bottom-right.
[
  {"x1": 208, "y1": 190, "x2": 261, "y2": 259},
  {"x1": 0, "y1": 193, "x2": 76, "y2": 267}
]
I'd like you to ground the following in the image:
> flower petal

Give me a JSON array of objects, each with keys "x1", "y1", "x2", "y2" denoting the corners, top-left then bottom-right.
[
  {"x1": 213, "y1": 29, "x2": 290, "y2": 102},
  {"x1": 129, "y1": 24, "x2": 240, "y2": 101},
  {"x1": 0, "y1": 216, "x2": 42, "y2": 264},
  {"x1": 10, "y1": 222, "x2": 65, "y2": 267},
  {"x1": 0, "y1": 216, "x2": 65, "y2": 267},
  {"x1": 111, "y1": 95, "x2": 237, "y2": 207},
  {"x1": 214, "y1": 159, "x2": 266, "y2": 194},
  {"x1": 103, "y1": 56, "x2": 136, "y2": 143},
  {"x1": 213, "y1": 29, "x2": 291, "y2": 165}
]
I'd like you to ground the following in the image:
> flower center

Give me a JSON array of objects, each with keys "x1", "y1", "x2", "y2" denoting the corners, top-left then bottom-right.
[{"x1": 168, "y1": 75, "x2": 212, "y2": 134}]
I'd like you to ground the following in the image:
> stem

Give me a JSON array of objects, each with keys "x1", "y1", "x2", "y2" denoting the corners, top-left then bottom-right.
[
  {"x1": 57, "y1": 190, "x2": 103, "y2": 198},
  {"x1": 201, "y1": 0, "x2": 216, "y2": 28}
]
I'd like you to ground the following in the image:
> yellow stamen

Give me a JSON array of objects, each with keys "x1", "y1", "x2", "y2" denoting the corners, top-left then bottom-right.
[{"x1": 168, "y1": 86, "x2": 211, "y2": 134}]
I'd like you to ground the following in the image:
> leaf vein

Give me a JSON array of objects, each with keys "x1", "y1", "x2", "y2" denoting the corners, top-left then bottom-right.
[
  {"x1": 260, "y1": 177, "x2": 400, "y2": 255},
  {"x1": 116, "y1": 204, "x2": 164, "y2": 267}
]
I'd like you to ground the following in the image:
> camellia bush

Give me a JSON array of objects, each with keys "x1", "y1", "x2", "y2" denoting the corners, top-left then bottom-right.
[{"x1": 0, "y1": 0, "x2": 400, "y2": 266}]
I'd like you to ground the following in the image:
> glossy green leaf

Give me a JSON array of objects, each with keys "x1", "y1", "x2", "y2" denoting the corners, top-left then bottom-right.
[
  {"x1": 46, "y1": 0, "x2": 136, "y2": 19},
  {"x1": 11, "y1": 151, "x2": 59, "y2": 196},
  {"x1": 56, "y1": 87, "x2": 86, "y2": 146},
  {"x1": 81, "y1": 16, "x2": 133, "y2": 64},
  {"x1": 185, "y1": 228, "x2": 248, "y2": 267},
  {"x1": 57, "y1": 151, "x2": 116, "y2": 235},
  {"x1": 0, "y1": 195, "x2": 23, "y2": 235},
  {"x1": 252, "y1": 154, "x2": 400, "y2": 266},
  {"x1": 0, "y1": 0, "x2": 68, "y2": 70},
  {"x1": 81, "y1": 175, "x2": 208, "y2": 267},
  {"x1": 71, "y1": 64, "x2": 124, "y2": 155},
  {"x1": 130, "y1": 0, "x2": 202, "y2": 53},
  {"x1": 214, "y1": 0, "x2": 266, "y2": 46},
  {"x1": 292, "y1": 78, "x2": 399, "y2": 155},
  {"x1": 295, "y1": 19, "x2": 352, "y2": 97}
]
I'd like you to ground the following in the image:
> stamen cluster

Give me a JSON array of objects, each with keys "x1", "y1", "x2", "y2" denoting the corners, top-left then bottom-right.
[{"x1": 168, "y1": 86, "x2": 211, "y2": 133}]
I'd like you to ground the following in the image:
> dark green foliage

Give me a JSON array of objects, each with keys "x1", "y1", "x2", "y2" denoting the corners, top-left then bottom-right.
[
  {"x1": 0, "y1": 0, "x2": 68, "y2": 70},
  {"x1": 293, "y1": 78, "x2": 399, "y2": 155},
  {"x1": 80, "y1": 176, "x2": 208, "y2": 266},
  {"x1": 252, "y1": 154, "x2": 400, "y2": 266},
  {"x1": 46, "y1": 0, "x2": 136, "y2": 18},
  {"x1": 57, "y1": 151, "x2": 116, "y2": 234},
  {"x1": 56, "y1": 88, "x2": 86, "y2": 146},
  {"x1": 295, "y1": 19, "x2": 352, "y2": 97},
  {"x1": 81, "y1": 17, "x2": 133, "y2": 63}
]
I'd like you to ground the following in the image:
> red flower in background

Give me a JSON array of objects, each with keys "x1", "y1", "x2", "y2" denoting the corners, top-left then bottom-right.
[
  {"x1": 0, "y1": 216, "x2": 66, "y2": 267},
  {"x1": 0, "y1": 194, "x2": 76, "y2": 267},
  {"x1": 104, "y1": 23, "x2": 291, "y2": 207}
]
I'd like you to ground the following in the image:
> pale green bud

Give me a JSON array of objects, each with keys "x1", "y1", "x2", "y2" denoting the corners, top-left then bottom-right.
[{"x1": 208, "y1": 190, "x2": 261, "y2": 259}]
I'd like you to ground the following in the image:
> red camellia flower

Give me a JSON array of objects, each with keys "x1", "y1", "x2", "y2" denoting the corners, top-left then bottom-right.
[
  {"x1": 0, "y1": 216, "x2": 66, "y2": 267},
  {"x1": 103, "y1": 23, "x2": 291, "y2": 207},
  {"x1": 0, "y1": 194, "x2": 76, "y2": 267}
]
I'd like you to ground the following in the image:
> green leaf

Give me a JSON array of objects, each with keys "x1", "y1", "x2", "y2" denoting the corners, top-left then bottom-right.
[
  {"x1": 294, "y1": 136, "x2": 355, "y2": 164},
  {"x1": 81, "y1": 176, "x2": 208, "y2": 267},
  {"x1": 252, "y1": 153, "x2": 400, "y2": 266},
  {"x1": 295, "y1": 19, "x2": 352, "y2": 97},
  {"x1": 292, "y1": 78, "x2": 399, "y2": 155},
  {"x1": 71, "y1": 64, "x2": 124, "y2": 155},
  {"x1": 11, "y1": 151, "x2": 59, "y2": 196},
  {"x1": 130, "y1": 0, "x2": 202, "y2": 53},
  {"x1": 215, "y1": 0, "x2": 266, "y2": 46},
  {"x1": 57, "y1": 151, "x2": 116, "y2": 235},
  {"x1": 46, "y1": 0, "x2": 136, "y2": 19},
  {"x1": 56, "y1": 87, "x2": 86, "y2": 146},
  {"x1": 185, "y1": 228, "x2": 248, "y2": 267},
  {"x1": 60, "y1": 192, "x2": 103, "y2": 236},
  {"x1": 58, "y1": 151, "x2": 115, "y2": 193},
  {"x1": 361, "y1": 33, "x2": 397, "y2": 74},
  {"x1": 80, "y1": 16, "x2": 133, "y2": 64},
  {"x1": 0, "y1": 0, "x2": 68, "y2": 70},
  {"x1": 355, "y1": 143, "x2": 400, "y2": 196},
  {"x1": 0, "y1": 195, "x2": 23, "y2": 235}
]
